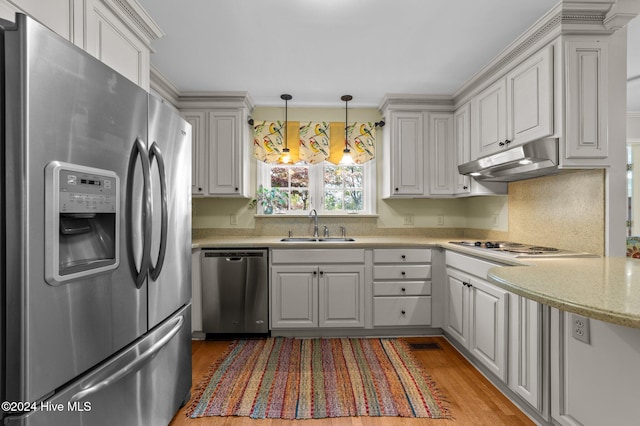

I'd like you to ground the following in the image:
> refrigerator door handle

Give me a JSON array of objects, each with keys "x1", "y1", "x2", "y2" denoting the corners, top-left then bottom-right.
[
  {"x1": 69, "y1": 314, "x2": 185, "y2": 402},
  {"x1": 149, "y1": 141, "x2": 168, "y2": 281},
  {"x1": 127, "y1": 137, "x2": 152, "y2": 288}
]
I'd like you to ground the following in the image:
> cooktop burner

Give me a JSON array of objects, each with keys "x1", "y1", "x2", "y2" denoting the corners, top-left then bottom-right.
[{"x1": 448, "y1": 241, "x2": 595, "y2": 258}]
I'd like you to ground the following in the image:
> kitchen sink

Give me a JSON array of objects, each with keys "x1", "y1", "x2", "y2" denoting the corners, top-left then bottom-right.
[{"x1": 280, "y1": 237, "x2": 355, "y2": 242}]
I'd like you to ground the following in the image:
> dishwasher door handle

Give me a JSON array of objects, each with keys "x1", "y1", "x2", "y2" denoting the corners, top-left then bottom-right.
[{"x1": 225, "y1": 257, "x2": 244, "y2": 262}]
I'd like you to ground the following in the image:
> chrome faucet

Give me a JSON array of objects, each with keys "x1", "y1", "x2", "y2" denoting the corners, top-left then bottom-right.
[{"x1": 309, "y1": 209, "x2": 319, "y2": 238}]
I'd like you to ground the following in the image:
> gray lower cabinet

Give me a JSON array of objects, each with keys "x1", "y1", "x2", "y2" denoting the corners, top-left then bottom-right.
[
  {"x1": 372, "y1": 249, "x2": 432, "y2": 327},
  {"x1": 270, "y1": 249, "x2": 365, "y2": 329},
  {"x1": 445, "y1": 251, "x2": 508, "y2": 382}
]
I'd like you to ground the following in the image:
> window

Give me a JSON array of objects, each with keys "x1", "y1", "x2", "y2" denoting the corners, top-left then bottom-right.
[{"x1": 257, "y1": 161, "x2": 375, "y2": 215}]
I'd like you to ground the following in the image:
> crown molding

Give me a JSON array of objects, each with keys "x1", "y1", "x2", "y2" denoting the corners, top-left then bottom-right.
[
  {"x1": 378, "y1": 94, "x2": 454, "y2": 113},
  {"x1": 101, "y1": 0, "x2": 164, "y2": 46},
  {"x1": 150, "y1": 65, "x2": 180, "y2": 107},
  {"x1": 452, "y1": 1, "x2": 628, "y2": 107},
  {"x1": 178, "y1": 91, "x2": 255, "y2": 111}
]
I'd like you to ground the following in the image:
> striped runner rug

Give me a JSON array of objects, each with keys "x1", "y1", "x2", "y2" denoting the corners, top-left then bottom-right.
[{"x1": 188, "y1": 337, "x2": 450, "y2": 420}]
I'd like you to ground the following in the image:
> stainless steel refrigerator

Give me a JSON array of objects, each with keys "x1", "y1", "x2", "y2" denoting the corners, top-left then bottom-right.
[{"x1": 1, "y1": 14, "x2": 192, "y2": 426}]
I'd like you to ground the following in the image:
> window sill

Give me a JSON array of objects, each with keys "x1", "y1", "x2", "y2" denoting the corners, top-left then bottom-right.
[{"x1": 254, "y1": 213, "x2": 379, "y2": 218}]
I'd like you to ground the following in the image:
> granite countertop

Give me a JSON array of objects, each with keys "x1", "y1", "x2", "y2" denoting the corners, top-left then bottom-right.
[
  {"x1": 192, "y1": 235, "x2": 640, "y2": 329},
  {"x1": 488, "y1": 257, "x2": 640, "y2": 329}
]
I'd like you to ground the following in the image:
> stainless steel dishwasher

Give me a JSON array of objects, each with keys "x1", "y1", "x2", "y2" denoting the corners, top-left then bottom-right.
[{"x1": 201, "y1": 249, "x2": 269, "y2": 335}]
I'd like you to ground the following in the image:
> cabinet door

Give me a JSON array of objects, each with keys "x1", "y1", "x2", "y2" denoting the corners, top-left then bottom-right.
[
  {"x1": 318, "y1": 265, "x2": 365, "y2": 328},
  {"x1": 469, "y1": 277, "x2": 508, "y2": 382},
  {"x1": 445, "y1": 270, "x2": 469, "y2": 347},
  {"x1": 1, "y1": 0, "x2": 74, "y2": 42},
  {"x1": 389, "y1": 111, "x2": 425, "y2": 196},
  {"x1": 454, "y1": 103, "x2": 471, "y2": 195},
  {"x1": 271, "y1": 266, "x2": 317, "y2": 328},
  {"x1": 472, "y1": 79, "x2": 507, "y2": 158},
  {"x1": 428, "y1": 113, "x2": 455, "y2": 195},
  {"x1": 207, "y1": 110, "x2": 242, "y2": 196},
  {"x1": 84, "y1": 0, "x2": 151, "y2": 89},
  {"x1": 564, "y1": 40, "x2": 609, "y2": 162},
  {"x1": 509, "y1": 294, "x2": 543, "y2": 412},
  {"x1": 506, "y1": 45, "x2": 553, "y2": 146},
  {"x1": 182, "y1": 111, "x2": 207, "y2": 195}
]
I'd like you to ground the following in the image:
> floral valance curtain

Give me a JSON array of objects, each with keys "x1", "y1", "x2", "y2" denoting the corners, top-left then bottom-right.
[{"x1": 253, "y1": 121, "x2": 375, "y2": 165}]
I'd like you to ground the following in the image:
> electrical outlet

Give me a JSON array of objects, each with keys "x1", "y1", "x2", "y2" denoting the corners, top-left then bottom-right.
[
  {"x1": 572, "y1": 314, "x2": 590, "y2": 344},
  {"x1": 230, "y1": 213, "x2": 238, "y2": 226},
  {"x1": 403, "y1": 214, "x2": 414, "y2": 226},
  {"x1": 437, "y1": 214, "x2": 444, "y2": 226}
]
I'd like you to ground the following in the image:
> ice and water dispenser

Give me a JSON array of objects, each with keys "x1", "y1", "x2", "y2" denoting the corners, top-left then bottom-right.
[{"x1": 45, "y1": 162, "x2": 120, "y2": 285}]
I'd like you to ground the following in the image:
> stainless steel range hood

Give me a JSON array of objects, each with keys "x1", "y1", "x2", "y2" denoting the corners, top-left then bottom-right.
[{"x1": 458, "y1": 137, "x2": 559, "y2": 182}]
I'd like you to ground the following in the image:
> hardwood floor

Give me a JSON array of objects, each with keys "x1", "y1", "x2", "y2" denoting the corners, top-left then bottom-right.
[{"x1": 169, "y1": 336, "x2": 534, "y2": 426}]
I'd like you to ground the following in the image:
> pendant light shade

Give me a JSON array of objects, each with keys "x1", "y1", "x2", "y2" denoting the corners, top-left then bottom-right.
[
  {"x1": 340, "y1": 94, "x2": 354, "y2": 165},
  {"x1": 279, "y1": 94, "x2": 292, "y2": 164}
]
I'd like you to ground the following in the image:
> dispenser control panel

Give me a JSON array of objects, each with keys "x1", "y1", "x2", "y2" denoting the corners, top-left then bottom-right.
[{"x1": 58, "y1": 169, "x2": 117, "y2": 214}]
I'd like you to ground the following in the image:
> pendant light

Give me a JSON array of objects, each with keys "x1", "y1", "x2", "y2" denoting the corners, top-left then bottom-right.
[
  {"x1": 340, "y1": 94, "x2": 354, "y2": 165},
  {"x1": 279, "y1": 93, "x2": 292, "y2": 164}
]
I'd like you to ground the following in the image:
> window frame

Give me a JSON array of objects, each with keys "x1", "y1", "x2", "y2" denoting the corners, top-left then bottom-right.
[{"x1": 256, "y1": 160, "x2": 376, "y2": 215}]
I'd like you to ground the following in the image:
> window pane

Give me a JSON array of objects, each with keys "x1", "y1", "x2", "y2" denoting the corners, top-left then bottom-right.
[
  {"x1": 271, "y1": 167, "x2": 288, "y2": 188},
  {"x1": 324, "y1": 190, "x2": 343, "y2": 211},
  {"x1": 342, "y1": 166, "x2": 363, "y2": 188},
  {"x1": 324, "y1": 165, "x2": 342, "y2": 188},
  {"x1": 345, "y1": 190, "x2": 363, "y2": 211},
  {"x1": 290, "y1": 167, "x2": 309, "y2": 188},
  {"x1": 290, "y1": 190, "x2": 309, "y2": 210}
]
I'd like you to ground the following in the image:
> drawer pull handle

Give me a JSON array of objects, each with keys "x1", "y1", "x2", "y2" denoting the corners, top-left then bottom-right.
[
  {"x1": 401, "y1": 271, "x2": 406, "y2": 276},
  {"x1": 401, "y1": 255, "x2": 406, "y2": 260},
  {"x1": 401, "y1": 310, "x2": 406, "y2": 315},
  {"x1": 401, "y1": 287, "x2": 406, "y2": 292}
]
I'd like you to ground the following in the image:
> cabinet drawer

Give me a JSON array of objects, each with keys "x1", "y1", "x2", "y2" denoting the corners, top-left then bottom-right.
[
  {"x1": 271, "y1": 249, "x2": 365, "y2": 264},
  {"x1": 373, "y1": 265, "x2": 431, "y2": 280},
  {"x1": 373, "y1": 281, "x2": 431, "y2": 296},
  {"x1": 373, "y1": 248, "x2": 431, "y2": 263},
  {"x1": 373, "y1": 296, "x2": 431, "y2": 326}
]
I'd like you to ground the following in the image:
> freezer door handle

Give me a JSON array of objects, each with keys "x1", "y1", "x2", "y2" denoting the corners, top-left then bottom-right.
[
  {"x1": 149, "y1": 141, "x2": 168, "y2": 281},
  {"x1": 69, "y1": 314, "x2": 185, "y2": 402},
  {"x1": 127, "y1": 137, "x2": 152, "y2": 288}
]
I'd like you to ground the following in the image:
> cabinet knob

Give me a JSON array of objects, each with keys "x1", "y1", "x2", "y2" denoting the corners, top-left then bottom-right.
[
  {"x1": 401, "y1": 287, "x2": 406, "y2": 293},
  {"x1": 463, "y1": 186, "x2": 468, "y2": 190},
  {"x1": 401, "y1": 271, "x2": 406, "y2": 276},
  {"x1": 401, "y1": 310, "x2": 406, "y2": 315},
  {"x1": 198, "y1": 187, "x2": 203, "y2": 191},
  {"x1": 505, "y1": 139, "x2": 511, "y2": 145},
  {"x1": 499, "y1": 141, "x2": 505, "y2": 147},
  {"x1": 313, "y1": 271, "x2": 317, "y2": 275},
  {"x1": 319, "y1": 270, "x2": 324, "y2": 276},
  {"x1": 235, "y1": 187, "x2": 239, "y2": 191},
  {"x1": 401, "y1": 254, "x2": 406, "y2": 260}
]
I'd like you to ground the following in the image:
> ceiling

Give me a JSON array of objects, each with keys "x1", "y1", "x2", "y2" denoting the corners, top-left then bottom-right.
[{"x1": 138, "y1": 0, "x2": 639, "y2": 110}]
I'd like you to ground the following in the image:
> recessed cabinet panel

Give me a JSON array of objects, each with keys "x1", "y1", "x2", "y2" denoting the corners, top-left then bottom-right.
[
  {"x1": 182, "y1": 111, "x2": 207, "y2": 195},
  {"x1": 85, "y1": 0, "x2": 148, "y2": 89},
  {"x1": 3, "y1": 0, "x2": 73, "y2": 40},
  {"x1": 445, "y1": 272, "x2": 468, "y2": 346},
  {"x1": 473, "y1": 79, "x2": 507, "y2": 158},
  {"x1": 391, "y1": 112, "x2": 424, "y2": 196},
  {"x1": 506, "y1": 46, "x2": 553, "y2": 145},
  {"x1": 271, "y1": 267, "x2": 317, "y2": 328},
  {"x1": 454, "y1": 104, "x2": 471, "y2": 195},
  {"x1": 429, "y1": 113, "x2": 455, "y2": 195},
  {"x1": 565, "y1": 40, "x2": 608, "y2": 160},
  {"x1": 469, "y1": 278, "x2": 508, "y2": 381},
  {"x1": 319, "y1": 267, "x2": 365, "y2": 328},
  {"x1": 208, "y1": 113, "x2": 239, "y2": 195}
]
